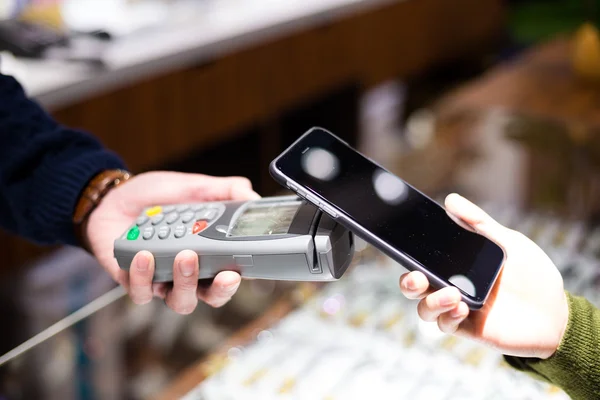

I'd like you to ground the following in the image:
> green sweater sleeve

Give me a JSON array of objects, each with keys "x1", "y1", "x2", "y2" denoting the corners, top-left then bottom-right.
[{"x1": 504, "y1": 291, "x2": 600, "y2": 400}]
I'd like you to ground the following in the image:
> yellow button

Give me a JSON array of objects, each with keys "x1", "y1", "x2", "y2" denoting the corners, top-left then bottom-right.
[{"x1": 146, "y1": 206, "x2": 162, "y2": 217}]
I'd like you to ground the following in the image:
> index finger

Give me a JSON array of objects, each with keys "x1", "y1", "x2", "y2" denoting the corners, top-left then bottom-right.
[
  {"x1": 399, "y1": 270, "x2": 433, "y2": 299},
  {"x1": 128, "y1": 251, "x2": 155, "y2": 305},
  {"x1": 197, "y1": 271, "x2": 241, "y2": 308},
  {"x1": 206, "y1": 176, "x2": 261, "y2": 201},
  {"x1": 230, "y1": 184, "x2": 261, "y2": 201}
]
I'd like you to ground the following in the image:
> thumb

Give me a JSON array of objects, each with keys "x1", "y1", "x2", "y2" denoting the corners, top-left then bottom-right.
[
  {"x1": 198, "y1": 176, "x2": 261, "y2": 201},
  {"x1": 444, "y1": 193, "x2": 508, "y2": 242},
  {"x1": 132, "y1": 172, "x2": 260, "y2": 205}
]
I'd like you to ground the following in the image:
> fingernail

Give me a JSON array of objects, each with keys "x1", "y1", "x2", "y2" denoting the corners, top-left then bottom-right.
[
  {"x1": 406, "y1": 279, "x2": 416, "y2": 290},
  {"x1": 180, "y1": 258, "x2": 195, "y2": 277},
  {"x1": 451, "y1": 308, "x2": 463, "y2": 318},
  {"x1": 137, "y1": 256, "x2": 149, "y2": 272},
  {"x1": 223, "y1": 282, "x2": 240, "y2": 292}
]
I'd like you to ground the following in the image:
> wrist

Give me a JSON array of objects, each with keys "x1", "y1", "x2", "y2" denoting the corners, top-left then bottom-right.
[
  {"x1": 504, "y1": 291, "x2": 596, "y2": 399},
  {"x1": 73, "y1": 169, "x2": 132, "y2": 252},
  {"x1": 554, "y1": 291, "x2": 570, "y2": 354},
  {"x1": 537, "y1": 291, "x2": 570, "y2": 359}
]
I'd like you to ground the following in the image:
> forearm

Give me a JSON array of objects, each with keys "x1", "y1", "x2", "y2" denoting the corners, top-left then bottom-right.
[
  {"x1": 0, "y1": 73, "x2": 126, "y2": 246},
  {"x1": 504, "y1": 292, "x2": 600, "y2": 400}
]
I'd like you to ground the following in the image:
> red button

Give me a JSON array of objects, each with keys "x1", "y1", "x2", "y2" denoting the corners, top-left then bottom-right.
[{"x1": 193, "y1": 220, "x2": 208, "y2": 234}]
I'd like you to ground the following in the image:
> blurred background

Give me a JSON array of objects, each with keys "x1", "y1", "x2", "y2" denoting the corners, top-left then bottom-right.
[{"x1": 0, "y1": 0, "x2": 600, "y2": 399}]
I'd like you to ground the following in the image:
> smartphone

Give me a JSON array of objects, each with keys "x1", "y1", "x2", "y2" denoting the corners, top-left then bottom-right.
[{"x1": 270, "y1": 127, "x2": 505, "y2": 309}]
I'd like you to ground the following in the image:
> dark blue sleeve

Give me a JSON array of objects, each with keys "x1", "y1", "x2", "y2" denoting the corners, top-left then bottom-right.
[{"x1": 0, "y1": 73, "x2": 127, "y2": 247}]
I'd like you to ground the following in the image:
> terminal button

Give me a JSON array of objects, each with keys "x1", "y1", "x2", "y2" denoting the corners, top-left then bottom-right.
[
  {"x1": 193, "y1": 220, "x2": 208, "y2": 234},
  {"x1": 142, "y1": 227, "x2": 155, "y2": 240},
  {"x1": 205, "y1": 209, "x2": 218, "y2": 220},
  {"x1": 127, "y1": 226, "x2": 140, "y2": 240},
  {"x1": 191, "y1": 204, "x2": 205, "y2": 211},
  {"x1": 174, "y1": 225, "x2": 187, "y2": 238},
  {"x1": 146, "y1": 206, "x2": 162, "y2": 217},
  {"x1": 197, "y1": 209, "x2": 218, "y2": 220},
  {"x1": 181, "y1": 212, "x2": 195, "y2": 223},
  {"x1": 177, "y1": 205, "x2": 189, "y2": 213},
  {"x1": 158, "y1": 226, "x2": 171, "y2": 239},
  {"x1": 166, "y1": 213, "x2": 179, "y2": 225},
  {"x1": 163, "y1": 206, "x2": 175, "y2": 214},
  {"x1": 136, "y1": 216, "x2": 149, "y2": 226},
  {"x1": 151, "y1": 214, "x2": 164, "y2": 225}
]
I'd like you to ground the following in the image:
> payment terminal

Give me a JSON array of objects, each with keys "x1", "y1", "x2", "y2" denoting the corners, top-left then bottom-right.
[{"x1": 114, "y1": 196, "x2": 355, "y2": 282}]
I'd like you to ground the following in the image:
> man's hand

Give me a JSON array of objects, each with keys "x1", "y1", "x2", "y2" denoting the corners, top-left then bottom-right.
[
  {"x1": 85, "y1": 171, "x2": 260, "y2": 314},
  {"x1": 399, "y1": 193, "x2": 570, "y2": 359}
]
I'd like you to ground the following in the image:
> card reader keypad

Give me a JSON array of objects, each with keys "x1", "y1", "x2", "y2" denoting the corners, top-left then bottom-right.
[{"x1": 125, "y1": 204, "x2": 225, "y2": 242}]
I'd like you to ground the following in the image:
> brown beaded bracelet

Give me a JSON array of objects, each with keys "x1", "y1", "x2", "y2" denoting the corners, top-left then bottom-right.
[{"x1": 73, "y1": 169, "x2": 132, "y2": 252}]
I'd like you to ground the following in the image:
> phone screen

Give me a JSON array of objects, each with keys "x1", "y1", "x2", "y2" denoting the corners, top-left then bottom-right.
[{"x1": 273, "y1": 128, "x2": 504, "y2": 303}]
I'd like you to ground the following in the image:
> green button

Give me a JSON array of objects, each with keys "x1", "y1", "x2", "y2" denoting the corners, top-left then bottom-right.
[{"x1": 127, "y1": 226, "x2": 140, "y2": 240}]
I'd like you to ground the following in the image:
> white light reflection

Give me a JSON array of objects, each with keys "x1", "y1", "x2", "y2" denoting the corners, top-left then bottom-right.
[
  {"x1": 372, "y1": 170, "x2": 408, "y2": 205},
  {"x1": 227, "y1": 347, "x2": 243, "y2": 360},
  {"x1": 406, "y1": 108, "x2": 436, "y2": 150},
  {"x1": 449, "y1": 275, "x2": 477, "y2": 297},
  {"x1": 322, "y1": 294, "x2": 346, "y2": 315},
  {"x1": 257, "y1": 330, "x2": 273, "y2": 344},
  {"x1": 301, "y1": 147, "x2": 339, "y2": 181}
]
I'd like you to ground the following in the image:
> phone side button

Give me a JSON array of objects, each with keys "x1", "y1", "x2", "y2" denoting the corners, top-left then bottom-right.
[
  {"x1": 305, "y1": 193, "x2": 320, "y2": 207},
  {"x1": 321, "y1": 204, "x2": 338, "y2": 219},
  {"x1": 287, "y1": 181, "x2": 298, "y2": 191}
]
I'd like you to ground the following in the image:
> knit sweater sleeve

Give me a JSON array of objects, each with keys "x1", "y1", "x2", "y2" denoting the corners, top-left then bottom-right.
[
  {"x1": 0, "y1": 73, "x2": 126, "y2": 247},
  {"x1": 504, "y1": 291, "x2": 600, "y2": 400}
]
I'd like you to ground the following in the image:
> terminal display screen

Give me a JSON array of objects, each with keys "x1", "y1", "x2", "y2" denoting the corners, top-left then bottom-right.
[{"x1": 228, "y1": 202, "x2": 301, "y2": 237}]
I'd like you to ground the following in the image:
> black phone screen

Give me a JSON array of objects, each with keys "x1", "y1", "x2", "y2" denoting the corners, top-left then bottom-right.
[{"x1": 273, "y1": 128, "x2": 504, "y2": 302}]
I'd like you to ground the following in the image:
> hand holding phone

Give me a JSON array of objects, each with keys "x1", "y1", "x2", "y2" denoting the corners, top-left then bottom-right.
[
  {"x1": 270, "y1": 127, "x2": 506, "y2": 309},
  {"x1": 399, "y1": 193, "x2": 569, "y2": 361}
]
